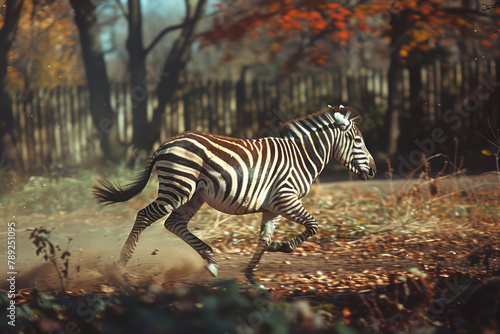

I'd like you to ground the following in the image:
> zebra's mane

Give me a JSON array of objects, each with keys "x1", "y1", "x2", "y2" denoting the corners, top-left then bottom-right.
[{"x1": 278, "y1": 105, "x2": 362, "y2": 138}]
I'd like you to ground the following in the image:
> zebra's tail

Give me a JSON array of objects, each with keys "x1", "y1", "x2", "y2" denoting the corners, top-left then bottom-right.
[{"x1": 93, "y1": 149, "x2": 161, "y2": 205}]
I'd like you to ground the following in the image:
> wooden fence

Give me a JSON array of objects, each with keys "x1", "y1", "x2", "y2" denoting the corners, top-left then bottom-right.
[{"x1": 10, "y1": 59, "x2": 498, "y2": 172}]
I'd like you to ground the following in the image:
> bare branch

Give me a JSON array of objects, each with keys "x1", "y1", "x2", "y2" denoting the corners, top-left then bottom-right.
[
  {"x1": 185, "y1": 0, "x2": 191, "y2": 19},
  {"x1": 144, "y1": 22, "x2": 185, "y2": 56},
  {"x1": 114, "y1": 0, "x2": 129, "y2": 21}
]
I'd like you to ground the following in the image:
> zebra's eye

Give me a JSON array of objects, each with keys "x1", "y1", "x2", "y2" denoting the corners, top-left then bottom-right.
[{"x1": 354, "y1": 137, "x2": 362, "y2": 144}]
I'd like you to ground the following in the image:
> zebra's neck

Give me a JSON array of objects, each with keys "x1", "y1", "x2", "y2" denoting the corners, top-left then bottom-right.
[
  {"x1": 279, "y1": 110, "x2": 338, "y2": 180},
  {"x1": 279, "y1": 109, "x2": 335, "y2": 138},
  {"x1": 293, "y1": 127, "x2": 336, "y2": 179}
]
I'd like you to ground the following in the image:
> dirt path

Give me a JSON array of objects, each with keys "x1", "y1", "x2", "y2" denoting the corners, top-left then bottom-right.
[{"x1": 1, "y1": 175, "x2": 498, "y2": 293}]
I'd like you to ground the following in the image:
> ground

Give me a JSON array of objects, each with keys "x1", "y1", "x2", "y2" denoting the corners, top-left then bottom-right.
[{"x1": 0, "y1": 172, "x2": 499, "y2": 332}]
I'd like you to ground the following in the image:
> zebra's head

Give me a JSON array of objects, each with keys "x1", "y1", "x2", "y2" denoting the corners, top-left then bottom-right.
[{"x1": 329, "y1": 105, "x2": 376, "y2": 180}]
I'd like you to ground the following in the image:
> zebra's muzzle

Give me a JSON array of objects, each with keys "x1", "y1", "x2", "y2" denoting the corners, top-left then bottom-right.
[{"x1": 357, "y1": 166, "x2": 376, "y2": 180}]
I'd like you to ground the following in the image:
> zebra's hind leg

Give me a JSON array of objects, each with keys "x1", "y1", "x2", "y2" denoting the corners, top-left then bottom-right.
[
  {"x1": 245, "y1": 212, "x2": 281, "y2": 285},
  {"x1": 266, "y1": 199, "x2": 318, "y2": 253},
  {"x1": 163, "y1": 193, "x2": 218, "y2": 277},
  {"x1": 119, "y1": 201, "x2": 171, "y2": 267}
]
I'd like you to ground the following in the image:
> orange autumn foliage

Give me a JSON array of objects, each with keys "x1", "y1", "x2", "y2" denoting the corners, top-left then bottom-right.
[
  {"x1": 4, "y1": 0, "x2": 84, "y2": 90},
  {"x1": 202, "y1": 0, "x2": 498, "y2": 70},
  {"x1": 353, "y1": 0, "x2": 497, "y2": 60},
  {"x1": 202, "y1": 0, "x2": 353, "y2": 70}
]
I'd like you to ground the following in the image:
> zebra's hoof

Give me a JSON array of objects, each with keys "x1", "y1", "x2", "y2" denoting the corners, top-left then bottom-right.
[
  {"x1": 114, "y1": 260, "x2": 126, "y2": 268},
  {"x1": 266, "y1": 241, "x2": 294, "y2": 253},
  {"x1": 206, "y1": 263, "x2": 218, "y2": 277},
  {"x1": 110, "y1": 263, "x2": 136, "y2": 285},
  {"x1": 122, "y1": 271, "x2": 138, "y2": 283},
  {"x1": 255, "y1": 283, "x2": 272, "y2": 297}
]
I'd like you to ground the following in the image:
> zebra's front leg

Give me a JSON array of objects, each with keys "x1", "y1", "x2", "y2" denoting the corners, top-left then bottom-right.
[
  {"x1": 245, "y1": 212, "x2": 281, "y2": 284},
  {"x1": 266, "y1": 200, "x2": 318, "y2": 253}
]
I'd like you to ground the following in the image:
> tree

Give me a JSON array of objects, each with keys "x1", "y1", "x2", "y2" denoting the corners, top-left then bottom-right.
[
  {"x1": 6, "y1": 0, "x2": 83, "y2": 91},
  {"x1": 202, "y1": 0, "x2": 498, "y2": 155},
  {"x1": 354, "y1": 0, "x2": 496, "y2": 155},
  {"x1": 110, "y1": 0, "x2": 207, "y2": 151},
  {"x1": 119, "y1": 0, "x2": 150, "y2": 151},
  {"x1": 202, "y1": 0, "x2": 354, "y2": 136},
  {"x1": 150, "y1": 0, "x2": 207, "y2": 150},
  {"x1": 69, "y1": 0, "x2": 122, "y2": 161},
  {"x1": 202, "y1": 0, "x2": 352, "y2": 71},
  {"x1": 0, "y1": 0, "x2": 24, "y2": 171}
]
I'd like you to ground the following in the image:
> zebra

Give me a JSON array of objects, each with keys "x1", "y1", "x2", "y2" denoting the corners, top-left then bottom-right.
[{"x1": 93, "y1": 105, "x2": 376, "y2": 284}]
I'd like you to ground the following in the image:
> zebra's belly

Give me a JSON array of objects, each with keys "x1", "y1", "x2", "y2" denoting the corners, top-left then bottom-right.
[{"x1": 197, "y1": 187, "x2": 266, "y2": 215}]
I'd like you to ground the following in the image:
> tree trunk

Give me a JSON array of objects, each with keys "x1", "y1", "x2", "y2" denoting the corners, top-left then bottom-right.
[
  {"x1": 0, "y1": 0, "x2": 24, "y2": 171},
  {"x1": 406, "y1": 61, "x2": 424, "y2": 144},
  {"x1": 386, "y1": 48, "x2": 404, "y2": 157},
  {"x1": 150, "y1": 0, "x2": 207, "y2": 149},
  {"x1": 385, "y1": 11, "x2": 408, "y2": 157},
  {"x1": 127, "y1": 0, "x2": 149, "y2": 151},
  {"x1": 494, "y1": 58, "x2": 500, "y2": 133},
  {"x1": 70, "y1": 0, "x2": 122, "y2": 161}
]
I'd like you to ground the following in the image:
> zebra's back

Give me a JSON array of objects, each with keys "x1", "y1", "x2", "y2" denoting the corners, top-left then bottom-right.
[{"x1": 155, "y1": 131, "x2": 296, "y2": 214}]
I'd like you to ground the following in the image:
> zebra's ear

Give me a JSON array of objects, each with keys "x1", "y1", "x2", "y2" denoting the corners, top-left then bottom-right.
[
  {"x1": 333, "y1": 112, "x2": 349, "y2": 131},
  {"x1": 328, "y1": 104, "x2": 342, "y2": 110}
]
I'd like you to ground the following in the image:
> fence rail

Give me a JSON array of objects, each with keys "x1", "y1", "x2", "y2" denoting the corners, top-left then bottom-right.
[{"x1": 10, "y1": 59, "x2": 497, "y2": 172}]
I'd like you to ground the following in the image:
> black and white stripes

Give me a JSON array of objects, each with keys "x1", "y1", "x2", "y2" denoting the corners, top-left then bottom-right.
[{"x1": 93, "y1": 105, "x2": 376, "y2": 283}]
